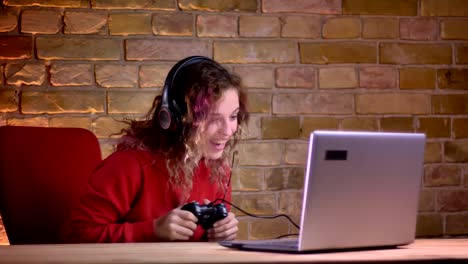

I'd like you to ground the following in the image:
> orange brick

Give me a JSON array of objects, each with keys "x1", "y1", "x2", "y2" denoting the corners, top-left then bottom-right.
[
  {"x1": 261, "y1": 117, "x2": 300, "y2": 139},
  {"x1": 380, "y1": 117, "x2": 414, "y2": 132},
  {"x1": 323, "y1": 17, "x2": 360, "y2": 39},
  {"x1": 454, "y1": 118, "x2": 468, "y2": 138},
  {"x1": 341, "y1": 117, "x2": 378, "y2": 131},
  {"x1": 441, "y1": 20, "x2": 468, "y2": 40},
  {"x1": 416, "y1": 214, "x2": 443, "y2": 237},
  {"x1": 456, "y1": 44, "x2": 468, "y2": 64},
  {"x1": 21, "y1": 10, "x2": 61, "y2": 34},
  {"x1": 285, "y1": 142, "x2": 308, "y2": 165},
  {"x1": 249, "y1": 217, "x2": 290, "y2": 240},
  {"x1": 285, "y1": 167, "x2": 305, "y2": 189},
  {"x1": 438, "y1": 69, "x2": 468, "y2": 90},
  {"x1": 362, "y1": 18, "x2": 398, "y2": 39},
  {"x1": 93, "y1": 0, "x2": 175, "y2": 10},
  {"x1": 446, "y1": 214, "x2": 468, "y2": 235},
  {"x1": 319, "y1": 67, "x2": 357, "y2": 89},
  {"x1": 108, "y1": 91, "x2": 158, "y2": 114},
  {"x1": 0, "y1": 90, "x2": 17, "y2": 113},
  {"x1": 0, "y1": 36, "x2": 32, "y2": 60},
  {"x1": 49, "y1": 117, "x2": 91, "y2": 130},
  {"x1": 95, "y1": 64, "x2": 138, "y2": 88},
  {"x1": 276, "y1": 67, "x2": 315, "y2": 88},
  {"x1": 421, "y1": 0, "x2": 468, "y2": 16},
  {"x1": 263, "y1": 0, "x2": 340, "y2": 14},
  {"x1": 380, "y1": 43, "x2": 452, "y2": 64},
  {"x1": 179, "y1": 0, "x2": 257, "y2": 12},
  {"x1": 239, "y1": 16, "x2": 280, "y2": 38},
  {"x1": 418, "y1": 190, "x2": 435, "y2": 212},
  {"x1": 302, "y1": 117, "x2": 339, "y2": 137},
  {"x1": 153, "y1": 12, "x2": 193, "y2": 36},
  {"x1": 139, "y1": 64, "x2": 172, "y2": 88},
  {"x1": 238, "y1": 142, "x2": 283, "y2": 166},
  {"x1": 445, "y1": 141, "x2": 468, "y2": 162},
  {"x1": 7, "y1": 117, "x2": 48, "y2": 127},
  {"x1": 37, "y1": 37, "x2": 120, "y2": 60},
  {"x1": 236, "y1": 219, "x2": 248, "y2": 240},
  {"x1": 359, "y1": 66, "x2": 397, "y2": 89},
  {"x1": 5, "y1": 63, "x2": 45, "y2": 86},
  {"x1": 241, "y1": 115, "x2": 261, "y2": 139},
  {"x1": 424, "y1": 165, "x2": 462, "y2": 187},
  {"x1": 109, "y1": 13, "x2": 152, "y2": 35},
  {"x1": 464, "y1": 168, "x2": 468, "y2": 187},
  {"x1": 278, "y1": 191, "x2": 302, "y2": 215},
  {"x1": 265, "y1": 168, "x2": 286, "y2": 191},
  {"x1": 0, "y1": 11, "x2": 17, "y2": 32},
  {"x1": 417, "y1": 117, "x2": 451, "y2": 138},
  {"x1": 437, "y1": 190, "x2": 468, "y2": 212},
  {"x1": 273, "y1": 93, "x2": 353, "y2": 114},
  {"x1": 197, "y1": 14, "x2": 237, "y2": 38},
  {"x1": 21, "y1": 91, "x2": 105, "y2": 114},
  {"x1": 5, "y1": 0, "x2": 87, "y2": 7},
  {"x1": 356, "y1": 93, "x2": 431, "y2": 114},
  {"x1": 236, "y1": 168, "x2": 264, "y2": 191},
  {"x1": 281, "y1": 15, "x2": 320, "y2": 38},
  {"x1": 425, "y1": 142, "x2": 442, "y2": 163},
  {"x1": 231, "y1": 193, "x2": 276, "y2": 216},
  {"x1": 230, "y1": 168, "x2": 241, "y2": 191},
  {"x1": 246, "y1": 92, "x2": 271, "y2": 113},
  {"x1": 126, "y1": 39, "x2": 211, "y2": 61},
  {"x1": 64, "y1": 11, "x2": 107, "y2": 35},
  {"x1": 432, "y1": 94, "x2": 468, "y2": 114},
  {"x1": 214, "y1": 40, "x2": 295, "y2": 63},
  {"x1": 399, "y1": 68, "x2": 436, "y2": 90},
  {"x1": 343, "y1": 0, "x2": 418, "y2": 15},
  {"x1": 233, "y1": 66, "x2": 273, "y2": 89},
  {"x1": 93, "y1": 116, "x2": 127, "y2": 139},
  {"x1": 400, "y1": 18, "x2": 438, "y2": 40},
  {"x1": 300, "y1": 42, "x2": 376, "y2": 64},
  {"x1": 50, "y1": 64, "x2": 94, "y2": 86}
]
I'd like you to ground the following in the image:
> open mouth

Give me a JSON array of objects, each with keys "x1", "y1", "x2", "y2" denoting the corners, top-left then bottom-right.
[{"x1": 210, "y1": 140, "x2": 226, "y2": 150}]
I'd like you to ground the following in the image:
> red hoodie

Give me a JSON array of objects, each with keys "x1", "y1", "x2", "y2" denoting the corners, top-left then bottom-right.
[{"x1": 61, "y1": 149, "x2": 231, "y2": 243}]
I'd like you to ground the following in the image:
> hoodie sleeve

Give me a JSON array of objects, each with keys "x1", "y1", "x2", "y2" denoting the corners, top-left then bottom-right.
[{"x1": 61, "y1": 151, "x2": 158, "y2": 243}]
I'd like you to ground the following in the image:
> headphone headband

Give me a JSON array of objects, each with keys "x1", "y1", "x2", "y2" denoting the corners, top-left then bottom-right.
[{"x1": 158, "y1": 56, "x2": 213, "y2": 130}]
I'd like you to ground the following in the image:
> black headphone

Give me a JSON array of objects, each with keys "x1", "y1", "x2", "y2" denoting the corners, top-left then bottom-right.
[{"x1": 158, "y1": 56, "x2": 214, "y2": 130}]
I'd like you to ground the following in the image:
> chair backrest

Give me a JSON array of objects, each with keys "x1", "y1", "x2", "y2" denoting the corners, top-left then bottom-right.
[{"x1": 0, "y1": 126, "x2": 102, "y2": 244}]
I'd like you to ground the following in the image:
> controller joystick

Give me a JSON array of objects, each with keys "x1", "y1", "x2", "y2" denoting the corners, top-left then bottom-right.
[{"x1": 181, "y1": 202, "x2": 228, "y2": 230}]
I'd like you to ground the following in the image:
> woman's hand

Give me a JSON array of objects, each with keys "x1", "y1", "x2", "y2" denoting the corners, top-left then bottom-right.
[
  {"x1": 153, "y1": 208, "x2": 198, "y2": 241},
  {"x1": 206, "y1": 212, "x2": 238, "y2": 241}
]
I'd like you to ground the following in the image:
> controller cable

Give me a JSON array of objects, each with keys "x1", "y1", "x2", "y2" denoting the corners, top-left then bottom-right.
[
  {"x1": 213, "y1": 198, "x2": 300, "y2": 230},
  {"x1": 211, "y1": 151, "x2": 301, "y2": 238}
]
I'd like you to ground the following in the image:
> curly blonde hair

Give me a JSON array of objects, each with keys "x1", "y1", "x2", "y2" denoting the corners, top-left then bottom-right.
[{"x1": 117, "y1": 57, "x2": 248, "y2": 199}]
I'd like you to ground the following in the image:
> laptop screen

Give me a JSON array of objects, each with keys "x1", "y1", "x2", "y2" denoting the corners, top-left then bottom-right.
[{"x1": 299, "y1": 131, "x2": 425, "y2": 251}]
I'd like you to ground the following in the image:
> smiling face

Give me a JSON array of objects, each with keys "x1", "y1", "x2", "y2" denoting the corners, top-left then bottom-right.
[{"x1": 199, "y1": 88, "x2": 240, "y2": 160}]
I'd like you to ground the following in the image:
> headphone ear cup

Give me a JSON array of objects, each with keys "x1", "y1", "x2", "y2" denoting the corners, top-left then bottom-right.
[
  {"x1": 158, "y1": 56, "x2": 211, "y2": 130},
  {"x1": 158, "y1": 106, "x2": 172, "y2": 130}
]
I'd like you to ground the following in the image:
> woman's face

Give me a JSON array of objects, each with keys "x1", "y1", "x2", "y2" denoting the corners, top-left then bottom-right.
[{"x1": 200, "y1": 88, "x2": 240, "y2": 160}]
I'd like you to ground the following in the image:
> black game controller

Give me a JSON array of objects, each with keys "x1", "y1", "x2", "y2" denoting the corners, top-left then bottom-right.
[{"x1": 181, "y1": 202, "x2": 228, "y2": 230}]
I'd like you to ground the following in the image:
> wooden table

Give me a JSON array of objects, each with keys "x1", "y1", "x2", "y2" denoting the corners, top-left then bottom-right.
[{"x1": 0, "y1": 239, "x2": 467, "y2": 263}]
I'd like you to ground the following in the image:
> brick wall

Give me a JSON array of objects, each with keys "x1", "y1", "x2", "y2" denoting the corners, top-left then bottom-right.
[{"x1": 0, "y1": 0, "x2": 467, "y2": 244}]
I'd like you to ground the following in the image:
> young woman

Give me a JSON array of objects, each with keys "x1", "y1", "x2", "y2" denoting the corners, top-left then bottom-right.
[{"x1": 61, "y1": 56, "x2": 249, "y2": 243}]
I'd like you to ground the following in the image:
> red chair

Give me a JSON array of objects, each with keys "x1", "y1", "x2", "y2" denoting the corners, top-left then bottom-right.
[{"x1": 0, "y1": 126, "x2": 102, "y2": 244}]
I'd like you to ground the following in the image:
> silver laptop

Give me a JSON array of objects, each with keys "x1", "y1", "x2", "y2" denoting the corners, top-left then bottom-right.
[{"x1": 220, "y1": 130, "x2": 426, "y2": 252}]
